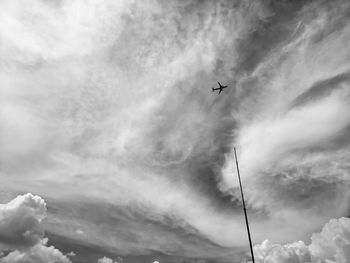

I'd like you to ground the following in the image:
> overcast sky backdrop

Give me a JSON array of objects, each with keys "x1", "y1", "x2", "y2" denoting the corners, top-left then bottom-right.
[{"x1": 0, "y1": 0, "x2": 350, "y2": 263}]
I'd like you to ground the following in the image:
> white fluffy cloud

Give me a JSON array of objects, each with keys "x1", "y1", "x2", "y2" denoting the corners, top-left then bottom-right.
[
  {"x1": 0, "y1": 193, "x2": 46, "y2": 249},
  {"x1": 309, "y1": 217, "x2": 350, "y2": 263},
  {"x1": 97, "y1": 257, "x2": 117, "y2": 263},
  {"x1": 0, "y1": 194, "x2": 71, "y2": 263},
  {"x1": 1, "y1": 239, "x2": 71, "y2": 263},
  {"x1": 0, "y1": 194, "x2": 128, "y2": 263},
  {"x1": 252, "y1": 217, "x2": 350, "y2": 263}
]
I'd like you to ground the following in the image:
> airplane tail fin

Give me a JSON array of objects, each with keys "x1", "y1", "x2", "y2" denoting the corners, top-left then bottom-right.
[{"x1": 212, "y1": 88, "x2": 214, "y2": 92}]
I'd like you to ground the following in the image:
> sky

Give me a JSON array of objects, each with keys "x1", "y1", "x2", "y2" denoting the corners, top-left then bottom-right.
[{"x1": 0, "y1": 0, "x2": 350, "y2": 263}]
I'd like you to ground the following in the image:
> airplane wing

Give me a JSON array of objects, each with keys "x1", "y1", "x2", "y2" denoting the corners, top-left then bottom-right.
[{"x1": 219, "y1": 89, "x2": 222, "y2": 94}]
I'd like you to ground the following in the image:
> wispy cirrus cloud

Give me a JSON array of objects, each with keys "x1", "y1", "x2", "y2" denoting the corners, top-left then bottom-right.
[
  {"x1": 0, "y1": 0, "x2": 350, "y2": 262},
  {"x1": 221, "y1": 0, "x2": 350, "y2": 245}
]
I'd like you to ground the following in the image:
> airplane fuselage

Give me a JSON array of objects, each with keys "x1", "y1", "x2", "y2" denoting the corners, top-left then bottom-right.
[{"x1": 212, "y1": 82, "x2": 227, "y2": 94}]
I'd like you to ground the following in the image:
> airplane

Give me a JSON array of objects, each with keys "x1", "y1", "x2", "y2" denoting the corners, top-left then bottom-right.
[{"x1": 212, "y1": 82, "x2": 228, "y2": 94}]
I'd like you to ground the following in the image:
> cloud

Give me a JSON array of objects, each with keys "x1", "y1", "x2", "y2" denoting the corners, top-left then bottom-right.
[
  {"x1": 1, "y1": 239, "x2": 71, "y2": 263},
  {"x1": 222, "y1": 87, "x2": 350, "y2": 185},
  {"x1": 0, "y1": 193, "x2": 46, "y2": 249},
  {"x1": 0, "y1": 0, "x2": 350, "y2": 261},
  {"x1": 219, "y1": 0, "x2": 350, "y2": 245},
  {"x1": 0, "y1": 0, "x2": 272, "y2": 256},
  {"x1": 97, "y1": 256, "x2": 117, "y2": 263},
  {"x1": 0, "y1": 194, "x2": 72, "y2": 263},
  {"x1": 253, "y1": 240, "x2": 311, "y2": 263},
  {"x1": 309, "y1": 217, "x2": 350, "y2": 263},
  {"x1": 252, "y1": 217, "x2": 350, "y2": 263}
]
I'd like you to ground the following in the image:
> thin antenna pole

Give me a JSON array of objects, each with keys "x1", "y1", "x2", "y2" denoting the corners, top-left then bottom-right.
[{"x1": 234, "y1": 147, "x2": 255, "y2": 263}]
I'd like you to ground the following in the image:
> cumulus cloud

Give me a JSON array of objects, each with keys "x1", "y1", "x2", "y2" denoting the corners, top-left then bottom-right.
[
  {"x1": 252, "y1": 217, "x2": 350, "y2": 263},
  {"x1": 0, "y1": 193, "x2": 46, "y2": 249},
  {"x1": 310, "y1": 217, "x2": 350, "y2": 263},
  {"x1": 0, "y1": 194, "x2": 71, "y2": 263},
  {"x1": 97, "y1": 256, "x2": 118, "y2": 263},
  {"x1": 1, "y1": 239, "x2": 71, "y2": 263}
]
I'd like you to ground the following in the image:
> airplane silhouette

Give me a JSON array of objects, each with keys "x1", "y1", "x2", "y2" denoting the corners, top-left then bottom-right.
[{"x1": 212, "y1": 82, "x2": 228, "y2": 94}]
